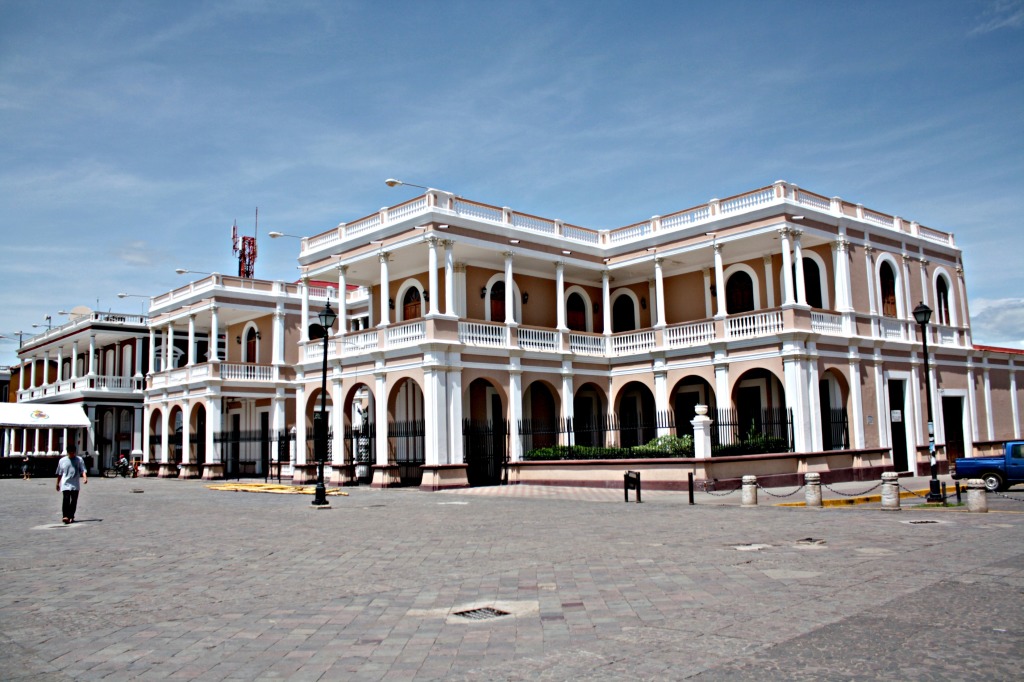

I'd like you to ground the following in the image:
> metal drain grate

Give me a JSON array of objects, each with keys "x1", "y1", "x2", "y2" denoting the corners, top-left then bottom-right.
[
  {"x1": 453, "y1": 607, "x2": 510, "y2": 620},
  {"x1": 909, "y1": 520, "x2": 938, "y2": 524}
]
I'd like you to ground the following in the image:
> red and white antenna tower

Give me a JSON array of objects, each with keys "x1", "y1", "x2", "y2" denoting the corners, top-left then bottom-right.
[{"x1": 232, "y1": 208, "x2": 258, "y2": 279}]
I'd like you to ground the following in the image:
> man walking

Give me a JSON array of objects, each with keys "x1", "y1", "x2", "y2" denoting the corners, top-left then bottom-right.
[{"x1": 56, "y1": 444, "x2": 87, "y2": 524}]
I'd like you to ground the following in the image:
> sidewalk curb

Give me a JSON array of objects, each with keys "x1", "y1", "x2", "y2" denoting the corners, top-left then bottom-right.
[{"x1": 776, "y1": 488, "x2": 932, "y2": 507}]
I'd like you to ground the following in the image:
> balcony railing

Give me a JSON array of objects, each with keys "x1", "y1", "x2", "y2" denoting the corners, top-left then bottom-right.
[
  {"x1": 148, "y1": 362, "x2": 280, "y2": 388},
  {"x1": 18, "y1": 374, "x2": 143, "y2": 400}
]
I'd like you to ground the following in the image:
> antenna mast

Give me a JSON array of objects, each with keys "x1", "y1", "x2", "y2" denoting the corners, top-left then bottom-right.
[{"x1": 231, "y1": 208, "x2": 258, "y2": 279}]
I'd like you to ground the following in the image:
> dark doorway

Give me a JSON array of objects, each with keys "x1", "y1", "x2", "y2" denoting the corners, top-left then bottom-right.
[
  {"x1": 888, "y1": 380, "x2": 908, "y2": 471},
  {"x1": 673, "y1": 392, "x2": 700, "y2": 439},
  {"x1": 567, "y1": 292, "x2": 587, "y2": 332},
  {"x1": 726, "y1": 271, "x2": 755, "y2": 314},
  {"x1": 612, "y1": 295, "x2": 636, "y2": 332},
  {"x1": 260, "y1": 412, "x2": 270, "y2": 477},
  {"x1": 489, "y1": 281, "x2": 505, "y2": 322},
  {"x1": 403, "y1": 287, "x2": 421, "y2": 320},
  {"x1": 941, "y1": 396, "x2": 965, "y2": 463},
  {"x1": 736, "y1": 386, "x2": 762, "y2": 437},
  {"x1": 195, "y1": 406, "x2": 207, "y2": 465}
]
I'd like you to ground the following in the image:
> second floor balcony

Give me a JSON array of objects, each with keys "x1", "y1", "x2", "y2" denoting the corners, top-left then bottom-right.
[
  {"x1": 18, "y1": 374, "x2": 144, "y2": 401},
  {"x1": 148, "y1": 362, "x2": 294, "y2": 391}
]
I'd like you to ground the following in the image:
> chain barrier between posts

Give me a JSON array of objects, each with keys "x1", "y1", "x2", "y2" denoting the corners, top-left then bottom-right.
[
  {"x1": 989, "y1": 491, "x2": 1024, "y2": 503},
  {"x1": 897, "y1": 483, "x2": 929, "y2": 499},
  {"x1": 755, "y1": 482, "x2": 805, "y2": 498},
  {"x1": 822, "y1": 482, "x2": 882, "y2": 497},
  {"x1": 701, "y1": 482, "x2": 741, "y2": 497}
]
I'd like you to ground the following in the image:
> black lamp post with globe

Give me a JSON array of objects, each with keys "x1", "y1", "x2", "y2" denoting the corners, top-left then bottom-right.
[
  {"x1": 311, "y1": 302, "x2": 337, "y2": 506},
  {"x1": 913, "y1": 301, "x2": 944, "y2": 503}
]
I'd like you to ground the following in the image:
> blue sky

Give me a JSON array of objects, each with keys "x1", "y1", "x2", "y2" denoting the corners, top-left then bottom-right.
[{"x1": 1, "y1": 0, "x2": 1022, "y2": 363}]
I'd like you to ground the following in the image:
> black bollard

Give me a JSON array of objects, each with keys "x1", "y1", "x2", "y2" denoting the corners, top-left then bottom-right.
[
  {"x1": 624, "y1": 471, "x2": 641, "y2": 503},
  {"x1": 688, "y1": 472, "x2": 695, "y2": 505}
]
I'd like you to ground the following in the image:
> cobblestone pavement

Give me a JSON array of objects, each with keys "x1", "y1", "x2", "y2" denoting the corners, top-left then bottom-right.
[{"x1": 1, "y1": 477, "x2": 1021, "y2": 681}]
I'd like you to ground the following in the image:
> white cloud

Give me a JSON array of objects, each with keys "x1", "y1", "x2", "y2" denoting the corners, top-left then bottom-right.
[
  {"x1": 968, "y1": 297, "x2": 1024, "y2": 349},
  {"x1": 969, "y1": 0, "x2": 1024, "y2": 35}
]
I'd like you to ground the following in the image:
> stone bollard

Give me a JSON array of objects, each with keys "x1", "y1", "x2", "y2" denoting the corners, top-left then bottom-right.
[
  {"x1": 804, "y1": 472, "x2": 822, "y2": 508},
  {"x1": 881, "y1": 472, "x2": 901, "y2": 510},
  {"x1": 741, "y1": 475, "x2": 758, "y2": 507},
  {"x1": 966, "y1": 479, "x2": 988, "y2": 513}
]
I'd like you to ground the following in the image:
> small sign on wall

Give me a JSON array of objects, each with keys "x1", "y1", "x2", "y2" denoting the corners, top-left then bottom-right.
[{"x1": 890, "y1": 410, "x2": 902, "y2": 423}]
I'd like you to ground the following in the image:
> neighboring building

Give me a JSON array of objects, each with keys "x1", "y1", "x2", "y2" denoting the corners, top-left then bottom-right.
[
  {"x1": 0, "y1": 366, "x2": 10, "y2": 402},
  {"x1": 4, "y1": 308, "x2": 149, "y2": 471}
]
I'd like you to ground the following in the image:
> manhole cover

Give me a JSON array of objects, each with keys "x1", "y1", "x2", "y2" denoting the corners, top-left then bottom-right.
[{"x1": 453, "y1": 607, "x2": 510, "y2": 621}]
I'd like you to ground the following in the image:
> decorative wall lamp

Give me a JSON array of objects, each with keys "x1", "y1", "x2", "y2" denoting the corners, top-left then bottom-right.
[
  {"x1": 521, "y1": 292, "x2": 529, "y2": 304},
  {"x1": 389, "y1": 298, "x2": 395, "y2": 310},
  {"x1": 709, "y1": 284, "x2": 717, "y2": 297},
  {"x1": 640, "y1": 297, "x2": 647, "y2": 310},
  {"x1": 480, "y1": 287, "x2": 487, "y2": 299}
]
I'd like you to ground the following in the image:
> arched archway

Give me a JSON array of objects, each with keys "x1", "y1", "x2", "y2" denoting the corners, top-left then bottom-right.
[
  {"x1": 523, "y1": 380, "x2": 560, "y2": 451},
  {"x1": 670, "y1": 376, "x2": 716, "y2": 439},
  {"x1": 819, "y1": 369, "x2": 850, "y2": 451},
  {"x1": 566, "y1": 291, "x2": 589, "y2": 332},
  {"x1": 615, "y1": 381, "x2": 656, "y2": 448},
  {"x1": 879, "y1": 259, "x2": 899, "y2": 318},
  {"x1": 465, "y1": 377, "x2": 508, "y2": 486},
  {"x1": 305, "y1": 386, "x2": 334, "y2": 467},
  {"x1": 611, "y1": 291, "x2": 638, "y2": 332},
  {"x1": 388, "y1": 378, "x2": 425, "y2": 485},
  {"x1": 190, "y1": 403, "x2": 207, "y2": 465},
  {"x1": 726, "y1": 271, "x2": 755, "y2": 314},
  {"x1": 572, "y1": 382, "x2": 608, "y2": 447},
  {"x1": 344, "y1": 382, "x2": 375, "y2": 482},
  {"x1": 148, "y1": 409, "x2": 162, "y2": 464},
  {"x1": 727, "y1": 369, "x2": 789, "y2": 452},
  {"x1": 169, "y1": 406, "x2": 184, "y2": 465},
  {"x1": 935, "y1": 274, "x2": 953, "y2": 326},
  {"x1": 244, "y1": 326, "x2": 258, "y2": 363}
]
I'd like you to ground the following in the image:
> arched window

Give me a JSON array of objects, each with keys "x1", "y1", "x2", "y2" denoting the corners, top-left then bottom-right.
[
  {"x1": 726, "y1": 271, "x2": 755, "y2": 314},
  {"x1": 936, "y1": 278, "x2": 951, "y2": 326},
  {"x1": 402, "y1": 287, "x2": 422, "y2": 320},
  {"x1": 567, "y1": 292, "x2": 587, "y2": 332},
  {"x1": 489, "y1": 281, "x2": 505, "y2": 322},
  {"x1": 802, "y1": 259, "x2": 823, "y2": 308},
  {"x1": 245, "y1": 327, "x2": 258, "y2": 363},
  {"x1": 612, "y1": 295, "x2": 636, "y2": 332},
  {"x1": 880, "y1": 262, "x2": 897, "y2": 318}
]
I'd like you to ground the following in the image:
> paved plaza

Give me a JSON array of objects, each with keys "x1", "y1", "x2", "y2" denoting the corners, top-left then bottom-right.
[{"x1": 1, "y1": 476, "x2": 1022, "y2": 681}]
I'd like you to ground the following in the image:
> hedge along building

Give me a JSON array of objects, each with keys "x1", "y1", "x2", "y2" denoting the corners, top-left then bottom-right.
[{"x1": 290, "y1": 180, "x2": 1021, "y2": 490}]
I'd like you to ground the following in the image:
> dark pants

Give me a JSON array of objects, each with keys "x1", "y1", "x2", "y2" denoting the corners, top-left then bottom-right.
[{"x1": 62, "y1": 490, "x2": 80, "y2": 520}]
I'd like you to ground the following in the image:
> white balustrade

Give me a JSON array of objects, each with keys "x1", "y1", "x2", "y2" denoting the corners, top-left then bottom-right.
[
  {"x1": 720, "y1": 188, "x2": 775, "y2": 214},
  {"x1": 518, "y1": 328, "x2": 558, "y2": 351},
  {"x1": 795, "y1": 190, "x2": 831, "y2": 211},
  {"x1": 345, "y1": 330, "x2": 379, "y2": 353},
  {"x1": 879, "y1": 318, "x2": 906, "y2": 340},
  {"x1": 610, "y1": 330, "x2": 656, "y2": 355},
  {"x1": 388, "y1": 197, "x2": 428, "y2": 223},
  {"x1": 810, "y1": 311, "x2": 843, "y2": 334},
  {"x1": 344, "y1": 213, "x2": 382, "y2": 238},
  {"x1": 220, "y1": 363, "x2": 275, "y2": 381},
  {"x1": 387, "y1": 322, "x2": 426, "y2": 347},
  {"x1": 459, "y1": 321, "x2": 508, "y2": 347},
  {"x1": 726, "y1": 311, "x2": 784, "y2": 339},
  {"x1": 511, "y1": 213, "x2": 556, "y2": 234},
  {"x1": 569, "y1": 333, "x2": 606, "y2": 356},
  {"x1": 454, "y1": 199, "x2": 503, "y2": 222},
  {"x1": 660, "y1": 206, "x2": 710, "y2": 230},
  {"x1": 562, "y1": 225, "x2": 600, "y2": 244},
  {"x1": 608, "y1": 221, "x2": 652, "y2": 244},
  {"x1": 665, "y1": 321, "x2": 716, "y2": 348},
  {"x1": 862, "y1": 210, "x2": 894, "y2": 228}
]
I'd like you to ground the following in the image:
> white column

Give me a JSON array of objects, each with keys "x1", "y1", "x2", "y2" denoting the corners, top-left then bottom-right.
[
  {"x1": 873, "y1": 351, "x2": 888, "y2": 448},
  {"x1": 555, "y1": 261, "x2": 567, "y2": 331},
  {"x1": 132, "y1": 406, "x2": 143, "y2": 457},
  {"x1": 509, "y1": 361, "x2": 523, "y2": 460},
  {"x1": 763, "y1": 257, "x2": 775, "y2": 308},
  {"x1": 331, "y1": 374, "x2": 344, "y2": 465},
  {"x1": 56, "y1": 348, "x2": 63, "y2": 382},
  {"x1": 779, "y1": 227, "x2": 795, "y2": 306},
  {"x1": 134, "y1": 336, "x2": 143, "y2": 377},
  {"x1": 503, "y1": 251, "x2": 516, "y2": 326},
  {"x1": 561, "y1": 361, "x2": 574, "y2": 446},
  {"x1": 426, "y1": 238, "x2": 440, "y2": 317},
  {"x1": 19, "y1": 360, "x2": 27, "y2": 390},
  {"x1": 374, "y1": 369, "x2": 388, "y2": 466},
  {"x1": 142, "y1": 406, "x2": 151, "y2": 463},
  {"x1": 294, "y1": 381, "x2": 307, "y2": 466},
  {"x1": 653, "y1": 258, "x2": 666, "y2": 329},
  {"x1": 654, "y1": 357, "x2": 669, "y2": 436},
  {"x1": 42, "y1": 351, "x2": 50, "y2": 386},
  {"x1": 911, "y1": 358, "x2": 925, "y2": 448},
  {"x1": 187, "y1": 315, "x2": 196, "y2": 366},
  {"x1": 1010, "y1": 366, "x2": 1020, "y2": 439},
  {"x1": 447, "y1": 365, "x2": 464, "y2": 465},
  {"x1": 424, "y1": 360, "x2": 447, "y2": 465},
  {"x1": 180, "y1": 400, "x2": 192, "y2": 465},
  {"x1": 71, "y1": 340, "x2": 79, "y2": 379},
  {"x1": 300, "y1": 276, "x2": 310, "y2": 344},
  {"x1": 88, "y1": 334, "x2": 96, "y2": 375},
  {"x1": 29, "y1": 357, "x2": 36, "y2": 388},
  {"x1": 864, "y1": 246, "x2": 877, "y2": 316},
  {"x1": 167, "y1": 326, "x2": 175, "y2": 369},
  {"x1": 444, "y1": 241, "x2": 456, "y2": 317},
  {"x1": 966, "y1": 363, "x2": 979, "y2": 444},
  {"x1": 207, "y1": 396, "x2": 222, "y2": 466},
  {"x1": 983, "y1": 366, "x2": 994, "y2": 441},
  {"x1": 957, "y1": 265, "x2": 971, "y2": 345},
  {"x1": 160, "y1": 408, "x2": 170, "y2": 464},
  {"x1": 378, "y1": 252, "x2": 391, "y2": 327},
  {"x1": 783, "y1": 353, "x2": 809, "y2": 452},
  {"x1": 902, "y1": 254, "x2": 914, "y2": 319},
  {"x1": 206, "y1": 306, "x2": 219, "y2": 362},
  {"x1": 807, "y1": 343, "x2": 822, "y2": 451},
  {"x1": 714, "y1": 352, "x2": 730, "y2": 444},
  {"x1": 601, "y1": 270, "x2": 612, "y2": 335},
  {"x1": 271, "y1": 389, "x2": 285, "y2": 470},
  {"x1": 848, "y1": 347, "x2": 865, "y2": 449},
  {"x1": 147, "y1": 329, "x2": 156, "y2": 373},
  {"x1": 793, "y1": 229, "x2": 807, "y2": 306},
  {"x1": 714, "y1": 244, "x2": 727, "y2": 316},
  {"x1": 918, "y1": 258, "x2": 930, "y2": 308},
  {"x1": 336, "y1": 265, "x2": 348, "y2": 335}
]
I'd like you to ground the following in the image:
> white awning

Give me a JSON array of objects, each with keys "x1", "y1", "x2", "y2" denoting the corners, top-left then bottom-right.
[{"x1": 0, "y1": 403, "x2": 90, "y2": 428}]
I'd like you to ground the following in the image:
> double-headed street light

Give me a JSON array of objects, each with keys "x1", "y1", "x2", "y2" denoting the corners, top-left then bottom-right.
[
  {"x1": 913, "y1": 301, "x2": 944, "y2": 503},
  {"x1": 312, "y1": 301, "x2": 337, "y2": 506}
]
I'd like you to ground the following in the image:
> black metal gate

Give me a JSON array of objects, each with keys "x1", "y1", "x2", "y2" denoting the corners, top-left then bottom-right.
[
  {"x1": 463, "y1": 419, "x2": 508, "y2": 487},
  {"x1": 390, "y1": 420, "x2": 425, "y2": 486},
  {"x1": 345, "y1": 421, "x2": 375, "y2": 484},
  {"x1": 214, "y1": 430, "x2": 272, "y2": 479}
]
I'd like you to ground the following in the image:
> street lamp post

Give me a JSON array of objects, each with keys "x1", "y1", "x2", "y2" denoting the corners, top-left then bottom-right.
[
  {"x1": 312, "y1": 302, "x2": 337, "y2": 506},
  {"x1": 913, "y1": 302, "x2": 944, "y2": 503}
]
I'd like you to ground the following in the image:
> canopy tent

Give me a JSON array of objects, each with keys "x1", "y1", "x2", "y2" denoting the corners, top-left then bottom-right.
[{"x1": 0, "y1": 403, "x2": 90, "y2": 428}]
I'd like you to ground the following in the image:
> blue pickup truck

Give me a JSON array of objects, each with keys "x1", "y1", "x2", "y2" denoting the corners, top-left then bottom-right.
[{"x1": 951, "y1": 441, "x2": 1024, "y2": 492}]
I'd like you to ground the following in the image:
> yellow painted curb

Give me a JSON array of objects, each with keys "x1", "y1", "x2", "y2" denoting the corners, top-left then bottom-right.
[
  {"x1": 206, "y1": 483, "x2": 349, "y2": 496},
  {"x1": 776, "y1": 488, "x2": 931, "y2": 508}
]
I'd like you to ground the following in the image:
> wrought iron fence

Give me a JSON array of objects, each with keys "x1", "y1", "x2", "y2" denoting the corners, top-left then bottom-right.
[
  {"x1": 519, "y1": 412, "x2": 691, "y2": 460},
  {"x1": 822, "y1": 407, "x2": 850, "y2": 451},
  {"x1": 463, "y1": 418, "x2": 508, "y2": 486},
  {"x1": 390, "y1": 420, "x2": 425, "y2": 486},
  {"x1": 710, "y1": 407, "x2": 793, "y2": 455}
]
